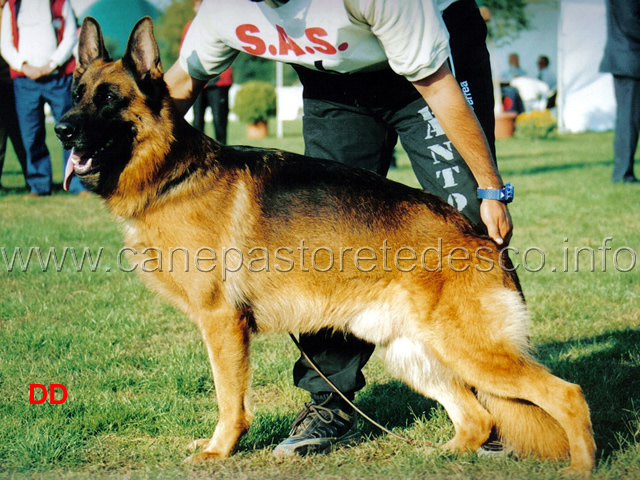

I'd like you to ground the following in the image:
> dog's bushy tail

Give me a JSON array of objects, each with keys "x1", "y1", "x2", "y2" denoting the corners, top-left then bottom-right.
[{"x1": 477, "y1": 391, "x2": 570, "y2": 459}]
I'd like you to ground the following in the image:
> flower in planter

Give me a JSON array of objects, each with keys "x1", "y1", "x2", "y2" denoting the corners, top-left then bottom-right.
[{"x1": 515, "y1": 110, "x2": 557, "y2": 140}]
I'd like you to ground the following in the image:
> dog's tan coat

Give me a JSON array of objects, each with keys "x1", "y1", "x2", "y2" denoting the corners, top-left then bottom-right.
[{"x1": 57, "y1": 17, "x2": 596, "y2": 475}]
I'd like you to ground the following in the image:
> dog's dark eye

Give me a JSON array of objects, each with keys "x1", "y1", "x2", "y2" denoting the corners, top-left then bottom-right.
[
  {"x1": 72, "y1": 84, "x2": 85, "y2": 104},
  {"x1": 94, "y1": 84, "x2": 119, "y2": 106}
]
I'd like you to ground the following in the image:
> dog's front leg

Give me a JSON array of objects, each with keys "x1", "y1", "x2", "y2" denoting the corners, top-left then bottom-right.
[{"x1": 185, "y1": 305, "x2": 253, "y2": 462}]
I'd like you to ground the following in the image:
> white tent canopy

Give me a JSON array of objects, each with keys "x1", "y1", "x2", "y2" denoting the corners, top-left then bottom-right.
[{"x1": 491, "y1": 0, "x2": 615, "y2": 133}]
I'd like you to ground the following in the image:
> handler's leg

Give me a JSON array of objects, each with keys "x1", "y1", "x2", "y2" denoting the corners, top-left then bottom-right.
[
  {"x1": 387, "y1": 0, "x2": 498, "y2": 231},
  {"x1": 390, "y1": 96, "x2": 484, "y2": 230},
  {"x1": 274, "y1": 98, "x2": 386, "y2": 457}
]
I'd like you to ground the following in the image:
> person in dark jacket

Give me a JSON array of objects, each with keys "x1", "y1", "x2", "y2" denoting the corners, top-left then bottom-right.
[
  {"x1": 600, "y1": 0, "x2": 640, "y2": 184},
  {"x1": 0, "y1": 53, "x2": 27, "y2": 188}
]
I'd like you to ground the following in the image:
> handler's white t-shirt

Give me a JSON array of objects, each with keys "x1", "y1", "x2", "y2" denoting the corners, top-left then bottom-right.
[{"x1": 180, "y1": 0, "x2": 453, "y2": 83}]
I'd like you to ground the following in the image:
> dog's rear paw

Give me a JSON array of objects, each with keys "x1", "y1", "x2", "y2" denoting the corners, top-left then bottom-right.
[
  {"x1": 187, "y1": 438, "x2": 211, "y2": 452},
  {"x1": 559, "y1": 466, "x2": 592, "y2": 479},
  {"x1": 183, "y1": 450, "x2": 227, "y2": 463}
]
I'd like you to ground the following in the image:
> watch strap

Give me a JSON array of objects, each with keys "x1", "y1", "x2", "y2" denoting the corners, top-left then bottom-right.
[{"x1": 477, "y1": 182, "x2": 514, "y2": 203}]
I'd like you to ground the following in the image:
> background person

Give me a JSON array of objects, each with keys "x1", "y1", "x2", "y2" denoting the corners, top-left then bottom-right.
[
  {"x1": 181, "y1": 0, "x2": 233, "y2": 145},
  {"x1": 599, "y1": 0, "x2": 640, "y2": 184},
  {"x1": 501, "y1": 52, "x2": 526, "y2": 82},
  {"x1": 536, "y1": 55, "x2": 556, "y2": 91},
  {"x1": 0, "y1": 46, "x2": 27, "y2": 189},
  {"x1": 191, "y1": 68, "x2": 233, "y2": 145},
  {"x1": 536, "y1": 55, "x2": 556, "y2": 109},
  {"x1": 475, "y1": 0, "x2": 491, "y2": 22},
  {"x1": 0, "y1": 0, "x2": 88, "y2": 196}
]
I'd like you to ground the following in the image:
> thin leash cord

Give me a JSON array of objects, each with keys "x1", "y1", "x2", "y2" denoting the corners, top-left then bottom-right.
[{"x1": 288, "y1": 333, "x2": 430, "y2": 446}]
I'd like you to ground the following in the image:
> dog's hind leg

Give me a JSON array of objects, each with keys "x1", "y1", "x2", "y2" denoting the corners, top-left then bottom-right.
[
  {"x1": 383, "y1": 337, "x2": 494, "y2": 452},
  {"x1": 477, "y1": 367, "x2": 595, "y2": 473},
  {"x1": 185, "y1": 304, "x2": 253, "y2": 462},
  {"x1": 428, "y1": 287, "x2": 595, "y2": 474}
]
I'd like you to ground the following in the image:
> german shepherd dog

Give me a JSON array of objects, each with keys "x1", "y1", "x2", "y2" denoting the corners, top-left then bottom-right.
[{"x1": 56, "y1": 17, "x2": 596, "y2": 474}]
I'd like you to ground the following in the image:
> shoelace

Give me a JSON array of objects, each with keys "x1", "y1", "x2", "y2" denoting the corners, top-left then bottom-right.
[
  {"x1": 289, "y1": 402, "x2": 337, "y2": 435},
  {"x1": 289, "y1": 333, "x2": 432, "y2": 446}
]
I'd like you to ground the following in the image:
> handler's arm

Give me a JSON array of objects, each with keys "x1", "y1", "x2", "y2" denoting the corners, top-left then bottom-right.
[
  {"x1": 165, "y1": 61, "x2": 206, "y2": 116},
  {"x1": 412, "y1": 63, "x2": 513, "y2": 246}
]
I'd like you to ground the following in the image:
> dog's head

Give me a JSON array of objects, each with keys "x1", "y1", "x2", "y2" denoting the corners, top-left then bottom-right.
[{"x1": 56, "y1": 17, "x2": 169, "y2": 196}]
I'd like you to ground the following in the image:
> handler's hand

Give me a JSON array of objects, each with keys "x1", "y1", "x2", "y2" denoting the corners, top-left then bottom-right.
[
  {"x1": 40, "y1": 62, "x2": 57, "y2": 77},
  {"x1": 22, "y1": 63, "x2": 44, "y2": 80},
  {"x1": 480, "y1": 199, "x2": 513, "y2": 247}
]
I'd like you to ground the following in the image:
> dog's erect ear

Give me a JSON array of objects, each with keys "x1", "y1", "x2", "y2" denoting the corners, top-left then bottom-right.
[
  {"x1": 77, "y1": 17, "x2": 110, "y2": 71},
  {"x1": 122, "y1": 17, "x2": 163, "y2": 81}
]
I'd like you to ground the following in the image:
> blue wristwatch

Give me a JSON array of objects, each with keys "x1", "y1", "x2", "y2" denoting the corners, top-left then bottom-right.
[{"x1": 477, "y1": 182, "x2": 514, "y2": 203}]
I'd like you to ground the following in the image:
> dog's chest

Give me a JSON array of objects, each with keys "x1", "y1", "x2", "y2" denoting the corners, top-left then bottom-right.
[
  {"x1": 121, "y1": 219, "x2": 155, "y2": 254},
  {"x1": 118, "y1": 215, "x2": 232, "y2": 316},
  {"x1": 118, "y1": 219, "x2": 189, "y2": 305}
]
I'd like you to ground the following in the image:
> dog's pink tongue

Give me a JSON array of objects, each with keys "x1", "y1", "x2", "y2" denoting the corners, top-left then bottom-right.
[{"x1": 63, "y1": 149, "x2": 82, "y2": 191}]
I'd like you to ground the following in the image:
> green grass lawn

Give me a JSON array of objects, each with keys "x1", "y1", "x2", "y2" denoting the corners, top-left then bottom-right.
[{"x1": 0, "y1": 121, "x2": 638, "y2": 479}]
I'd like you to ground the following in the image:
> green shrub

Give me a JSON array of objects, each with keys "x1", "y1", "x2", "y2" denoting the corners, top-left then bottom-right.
[
  {"x1": 515, "y1": 110, "x2": 557, "y2": 140},
  {"x1": 233, "y1": 81, "x2": 277, "y2": 124}
]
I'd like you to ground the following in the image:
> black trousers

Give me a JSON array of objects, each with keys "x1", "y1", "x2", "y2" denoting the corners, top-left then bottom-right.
[
  {"x1": 612, "y1": 75, "x2": 640, "y2": 182},
  {"x1": 0, "y1": 79, "x2": 28, "y2": 184},
  {"x1": 192, "y1": 86, "x2": 231, "y2": 145},
  {"x1": 293, "y1": 0, "x2": 497, "y2": 399}
]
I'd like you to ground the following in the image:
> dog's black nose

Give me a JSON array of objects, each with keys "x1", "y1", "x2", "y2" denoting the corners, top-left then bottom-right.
[{"x1": 55, "y1": 121, "x2": 76, "y2": 141}]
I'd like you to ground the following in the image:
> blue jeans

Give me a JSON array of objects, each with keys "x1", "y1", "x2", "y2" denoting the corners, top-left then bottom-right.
[{"x1": 13, "y1": 74, "x2": 85, "y2": 194}]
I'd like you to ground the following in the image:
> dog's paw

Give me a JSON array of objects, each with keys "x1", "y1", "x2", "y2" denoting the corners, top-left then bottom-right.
[
  {"x1": 559, "y1": 466, "x2": 592, "y2": 479},
  {"x1": 187, "y1": 438, "x2": 211, "y2": 452},
  {"x1": 183, "y1": 451, "x2": 226, "y2": 463}
]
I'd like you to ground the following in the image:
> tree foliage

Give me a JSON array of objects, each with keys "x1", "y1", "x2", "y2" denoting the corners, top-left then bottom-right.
[
  {"x1": 155, "y1": 0, "x2": 194, "y2": 70},
  {"x1": 483, "y1": 0, "x2": 533, "y2": 46}
]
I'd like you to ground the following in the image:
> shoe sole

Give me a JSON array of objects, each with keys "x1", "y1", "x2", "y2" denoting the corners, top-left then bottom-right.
[{"x1": 273, "y1": 430, "x2": 362, "y2": 459}]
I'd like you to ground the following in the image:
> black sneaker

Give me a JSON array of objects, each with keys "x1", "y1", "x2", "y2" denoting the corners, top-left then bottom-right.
[
  {"x1": 273, "y1": 395, "x2": 360, "y2": 458},
  {"x1": 477, "y1": 428, "x2": 510, "y2": 457},
  {"x1": 477, "y1": 439, "x2": 505, "y2": 456}
]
